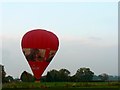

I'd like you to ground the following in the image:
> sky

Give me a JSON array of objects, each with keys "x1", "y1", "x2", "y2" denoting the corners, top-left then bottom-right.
[{"x1": 1, "y1": 1, "x2": 118, "y2": 78}]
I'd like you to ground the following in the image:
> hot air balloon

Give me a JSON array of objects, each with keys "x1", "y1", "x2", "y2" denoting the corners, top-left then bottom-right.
[{"x1": 21, "y1": 29, "x2": 59, "y2": 81}]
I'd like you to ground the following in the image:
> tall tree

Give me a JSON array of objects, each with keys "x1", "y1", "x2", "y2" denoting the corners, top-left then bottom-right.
[
  {"x1": 74, "y1": 67, "x2": 94, "y2": 82},
  {"x1": 20, "y1": 71, "x2": 35, "y2": 82},
  {"x1": 59, "y1": 69, "x2": 70, "y2": 82},
  {"x1": 46, "y1": 69, "x2": 59, "y2": 82},
  {"x1": 1, "y1": 65, "x2": 6, "y2": 83},
  {"x1": 46, "y1": 69, "x2": 71, "y2": 82},
  {"x1": 0, "y1": 65, "x2": 2, "y2": 83}
]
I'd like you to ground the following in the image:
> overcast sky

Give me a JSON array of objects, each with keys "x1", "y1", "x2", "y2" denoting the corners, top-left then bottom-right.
[{"x1": 1, "y1": 1, "x2": 118, "y2": 78}]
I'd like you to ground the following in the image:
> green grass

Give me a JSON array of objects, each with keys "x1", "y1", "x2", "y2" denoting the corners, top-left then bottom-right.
[{"x1": 2, "y1": 82, "x2": 120, "y2": 89}]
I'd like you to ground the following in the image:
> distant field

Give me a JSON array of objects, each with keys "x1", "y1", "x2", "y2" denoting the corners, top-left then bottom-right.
[{"x1": 2, "y1": 82, "x2": 120, "y2": 90}]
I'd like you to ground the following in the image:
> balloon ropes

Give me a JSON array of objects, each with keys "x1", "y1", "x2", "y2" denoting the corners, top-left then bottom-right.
[{"x1": 21, "y1": 29, "x2": 59, "y2": 81}]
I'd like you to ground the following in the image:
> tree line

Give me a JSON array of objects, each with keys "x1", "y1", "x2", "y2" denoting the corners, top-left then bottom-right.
[
  {"x1": 41, "y1": 68, "x2": 94, "y2": 82},
  {"x1": 1, "y1": 65, "x2": 119, "y2": 83}
]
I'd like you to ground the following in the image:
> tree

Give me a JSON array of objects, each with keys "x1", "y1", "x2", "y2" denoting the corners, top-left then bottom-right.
[
  {"x1": 1, "y1": 65, "x2": 6, "y2": 83},
  {"x1": 59, "y1": 69, "x2": 70, "y2": 82},
  {"x1": 46, "y1": 69, "x2": 59, "y2": 82},
  {"x1": 118, "y1": 76, "x2": 120, "y2": 81},
  {"x1": 40, "y1": 76, "x2": 47, "y2": 82},
  {"x1": 1, "y1": 65, "x2": 15, "y2": 83},
  {"x1": 20, "y1": 71, "x2": 35, "y2": 82},
  {"x1": 46, "y1": 69, "x2": 71, "y2": 82},
  {"x1": 4, "y1": 76, "x2": 14, "y2": 83},
  {"x1": 0, "y1": 65, "x2": 2, "y2": 84},
  {"x1": 98, "y1": 73, "x2": 109, "y2": 81},
  {"x1": 74, "y1": 67, "x2": 94, "y2": 82}
]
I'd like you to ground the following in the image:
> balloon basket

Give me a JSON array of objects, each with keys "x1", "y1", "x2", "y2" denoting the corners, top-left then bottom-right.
[{"x1": 35, "y1": 80, "x2": 40, "y2": 83}]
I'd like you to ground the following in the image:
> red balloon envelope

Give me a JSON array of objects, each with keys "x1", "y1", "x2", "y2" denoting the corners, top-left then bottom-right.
[{"x1": 21, "y1": 29, "x2": 59, "y2": 80}]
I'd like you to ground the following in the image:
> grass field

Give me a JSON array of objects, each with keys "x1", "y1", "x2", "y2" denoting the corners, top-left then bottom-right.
[{"x1": 2, "y1": 82, "x2": 120, "y2": 90}]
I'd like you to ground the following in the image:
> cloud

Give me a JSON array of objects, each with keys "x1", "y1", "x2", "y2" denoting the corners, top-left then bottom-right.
[
  {"x1": 88, "y1": 36, "x2": 102, "y2": 41},
  {"x1": 60, "y1": 35, "x2": 116, "y2": 48}
]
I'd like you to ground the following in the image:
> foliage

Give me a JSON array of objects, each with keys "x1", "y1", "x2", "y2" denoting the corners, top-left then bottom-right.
[
  {"x1": 46, "y1": 69, "x2": 60, "y2": 82},
  {"x1": 1, "y1": 65, "x2": 6, "y2": 83},
  {"x1": 1, "y1": 65, "x2": 15, "y2": 83},
  {"x1": 58, "y1": 69, "x2": 70, "y2": 82},
  {"x1": 45, "y1": 69, "x2": 71, "y2": 82},
  {"x1": 44, "y1": 68, "x2": 94, "y2": 82},
  {"x1": 2, "y1": 66, "x2": 6, "y2": 78},
  {"x1": 4, "y1": 75, "x2": 14, "y2": 83},
  {"x1": 73, "y1": 67, "x2": 94, "y2": 82},
  {"x1": 1, "y1": 65, "x2": 119, "y2": 83},
  {"x1": 20, "y1": 71, "x2": 35, "y2": 82},
  {"x1": 98, "y1": 73, "x2": 109, "y2": 81}
]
